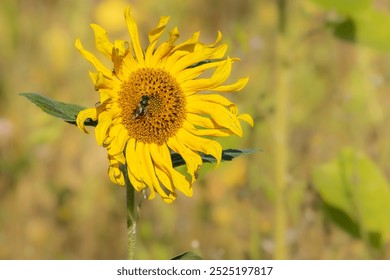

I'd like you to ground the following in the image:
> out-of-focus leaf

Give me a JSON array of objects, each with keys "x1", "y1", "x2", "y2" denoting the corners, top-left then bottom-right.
[
  {"x1": 171, "y1": 149, "x2": 259, "y2": 168},
  {"x1": 309, "y1": 0, "x2": 371, "y2": 15},
  {"x1": 171, "y1": 251, "x2": 202, "y2": 260},
  {"x1": 352, "y1": 10, "x2": 390, "y2": 52},
  {"x1": 331, "y1": 17, "x2": 355, "y2": 42},
  {"x1": 20, "y1": 93, "x2": 97, "y2": 126},
  {"x1": 322, "y1": 202, "x2": 360, "y2": 238},
  {"x1": 323, "y1": 203, "x2": 382, "y2": 248},
  {"x1": 310, "y1": 0, "x2": 390, "y2": 52},
  {"x1": 330, "y1": 10, "x2": 390, "y2": 52},
  {"x1": 312, "y1": 148, "x2": 390, "y2": 247}
]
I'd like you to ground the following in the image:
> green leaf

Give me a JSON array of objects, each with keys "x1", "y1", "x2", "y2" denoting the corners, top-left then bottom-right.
[
  {"x1": 312, "y1": 148, "x2": 390, "y2": 246},
  {"x1": 171, "y1": 252, "x2": 202, "y2": 260},
  {"x1": 186, "y1": 59, "x2": 223, "y2": 69},
  {"x1": 309, "y1": 0, "x2": 371, "y2": 15},
  {"x1": 20, "y1": 93, "x2": 97, "y2": 126},
  {"x1": 171, "y1": 148, "x2": 259, "y2": 168}
]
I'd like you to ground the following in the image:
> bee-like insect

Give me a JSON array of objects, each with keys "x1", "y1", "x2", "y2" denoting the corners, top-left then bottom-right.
[{"x1": 132, "y1": 95, "x2": 150, "y2": 119}]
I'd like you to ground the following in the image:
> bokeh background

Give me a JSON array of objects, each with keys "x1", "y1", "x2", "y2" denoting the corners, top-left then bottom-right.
[{"x1": 1, "y1": 0, "x2": 390, "y2": 259}]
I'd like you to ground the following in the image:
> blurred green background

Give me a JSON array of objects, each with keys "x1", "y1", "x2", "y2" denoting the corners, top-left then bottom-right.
[{"x1": 2, "y1": 0, "x2": 390, "y2": 259}]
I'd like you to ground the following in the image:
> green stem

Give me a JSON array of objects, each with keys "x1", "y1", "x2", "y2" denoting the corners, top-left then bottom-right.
[{"x1": 126, "y1": 179, "x2": 136, "y2": 260}]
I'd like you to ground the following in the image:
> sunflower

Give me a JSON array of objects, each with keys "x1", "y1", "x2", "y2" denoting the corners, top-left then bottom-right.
[{"x1": 76, "y1": 6, "x2": 253, "y2": 203}]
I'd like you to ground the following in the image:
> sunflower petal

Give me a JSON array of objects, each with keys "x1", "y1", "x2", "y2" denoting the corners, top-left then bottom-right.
[
  {"x1": 138, "y1": 142, "x2": 176, "y2": 202},
  {"x1": 169, "y1": 44, "x2": 227, "y2": 75},
  {"x1": 238, "y1": 113, "x2": 254, "y2": 127},
  {"x1": 183, "y1": 120, "x2": 232, "y2": 137},
  {"x1": 195, "y1": 31, "x2": 223, "y2": 49},
  {"x1": 91, "y1": 23, "x2": 113, "y2": 59},
  {"x1": 188, "y1": 93, "x2": 235, "y2": 107},
  {"x1": 175, "y1": 129, "x2": 222, "y2": 166},
  {"x1": 75, "y1": 39, "x2": 111, "y2": 76},
  {"x1": 186, "y1": 113, "x2": 220, "y2": 128},
  {"x1": 121, "y1": 51, "x2": 139, "y2": 75},
  {"x1": 175, "y1": 59, "x2": 226, "y2": 84},
  {"x1": 150, "y1": 143, "x2": 192, "y2": 196},
  {"x1": 163, "y1": 32, "x2": 200, "y2": 67},
  {"x1": 125, "y1": 139, "x2": 145, "y2": 190},
  {"x1": 109, "y1": 152, "x2": 126, "y2": 165},
  {"x1": 145, "y1": 16, "x2": 170, "y2": 66},
  {"x1": 124, "y1": 6, "x2": 144, "y2": 65},
  {"x1": 212, "y1": 77, "x2": 249, "y2": 92},
  {"x1": 112, "y1": 40, "x2": 130, "y2": 79},
  {"x1": 108, "y1": 160, "x2": 125, "y2": 186},
  {"x1": 167, "y1": 135, "x2": 202, "y2": 182},
  {"x1": 151, "y1": 27, "x2": 180, "y2": 67},
  {"x1": 95, "y1": 114, "x2": 112, "y2": 145},
  {"x1": 89, "y1": 71, "x2": 114, "y2": 91},
  {"x1": 186, "y1": 100, "x2": 243, "y2": 136},
  {"x1": 76, "y1": 108, "x2": 98, "y2": 133},
  {"x1": 108, "y1": 127, "x2": 129, "y2": 156},
  {"x1": 150, "y1": 145, "x2": 179, "y2": 191},
  {"x1": 181, "y1": 57, "x2": 232, "y2": 92}
]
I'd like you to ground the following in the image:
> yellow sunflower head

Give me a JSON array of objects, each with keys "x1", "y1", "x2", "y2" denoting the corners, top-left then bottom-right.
[{"x1": 76, "y1": 6, "x2": 254, "y2": 203}]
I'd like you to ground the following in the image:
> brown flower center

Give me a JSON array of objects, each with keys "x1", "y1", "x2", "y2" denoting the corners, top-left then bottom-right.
[{"x1": 118, "y1": 68, "x2": 186, "y2": 144}]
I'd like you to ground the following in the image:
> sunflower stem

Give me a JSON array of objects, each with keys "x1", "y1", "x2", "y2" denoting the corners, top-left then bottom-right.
[{"x1": 126, "y1": 179, "x2": 137, "y2": 260}]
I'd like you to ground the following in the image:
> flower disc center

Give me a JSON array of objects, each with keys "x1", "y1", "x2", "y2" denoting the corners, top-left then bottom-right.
[{"x1": 119, "y1": 68, "x2": 186, "y2": 144}]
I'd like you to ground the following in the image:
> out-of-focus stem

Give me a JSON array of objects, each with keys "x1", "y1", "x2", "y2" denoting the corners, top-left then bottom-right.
[{"x1": 274, "y1": 0, "x2": 289, "y2": 260}]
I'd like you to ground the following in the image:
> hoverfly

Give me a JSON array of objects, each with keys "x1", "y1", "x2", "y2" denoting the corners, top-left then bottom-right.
[{"x1": 132, "y1": 95, "x2": 150, "y2": 119}]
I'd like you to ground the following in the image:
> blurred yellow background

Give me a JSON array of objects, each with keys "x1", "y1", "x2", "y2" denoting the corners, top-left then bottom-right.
[{"x1": 1, "y1": 0, "x2": 390, "y2": 259}]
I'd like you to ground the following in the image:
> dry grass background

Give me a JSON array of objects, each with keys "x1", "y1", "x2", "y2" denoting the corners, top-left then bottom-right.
[{"x1": 1, "y1": 0, "x2": 390, "y2": 259}]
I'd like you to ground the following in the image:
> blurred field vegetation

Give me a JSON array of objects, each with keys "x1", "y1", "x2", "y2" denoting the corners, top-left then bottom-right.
[{"x1": 1, "y1": 0, "x2": 390, "y2": 259}]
